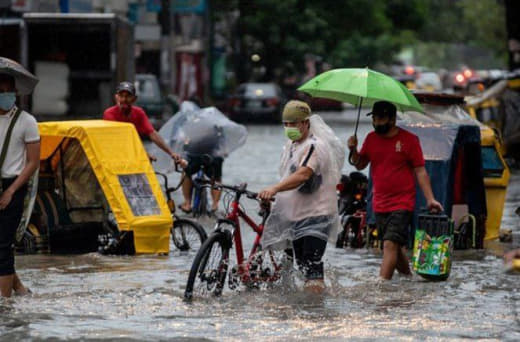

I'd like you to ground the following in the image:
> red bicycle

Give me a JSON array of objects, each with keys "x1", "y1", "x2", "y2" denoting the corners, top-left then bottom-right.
[{"x1": 184, "y1": 181, "x2": 286, "y2": 300}]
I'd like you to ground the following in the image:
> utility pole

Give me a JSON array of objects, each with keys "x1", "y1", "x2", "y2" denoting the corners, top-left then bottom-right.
[
  {"x1": 159, "y1": 0, "x2": 172, "y2": 92},
  {"x1": 505, "y1": 0, "x2": 520, "y2": 70}
]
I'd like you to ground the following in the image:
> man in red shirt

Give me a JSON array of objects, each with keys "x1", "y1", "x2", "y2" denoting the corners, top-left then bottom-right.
[
  {"x1": 347, "y1": 101, "x2": 443, "y2": 280},
  {"x1": 104, "y1": 82, "x2": 185, "y2": 165}
]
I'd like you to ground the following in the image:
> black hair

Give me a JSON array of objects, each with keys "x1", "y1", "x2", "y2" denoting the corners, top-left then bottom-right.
[{"x1": 0, "y1": 74, "x2": 15, "y2": 90}]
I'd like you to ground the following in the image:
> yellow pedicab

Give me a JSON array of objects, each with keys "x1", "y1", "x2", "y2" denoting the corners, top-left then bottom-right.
[{"x1": 18, "y1": 120, "x2": 172, "y2": 255}]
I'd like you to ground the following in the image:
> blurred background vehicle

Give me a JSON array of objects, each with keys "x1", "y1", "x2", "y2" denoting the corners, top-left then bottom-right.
[
  {"x1": 395, "y1": 74, "x2": 417, "y2": 90},
  {"x1": 226, "y1": 82, "x2": 285, "y2": 122},
  {"x1": 135, "y1": 74, "x2": 179, "y2": 129},
  {"x1": 0, "y1": 13, "x2": 134, "y2": 119},
  {"x1": 415, "y1": 72, "x2": 443, "y2": 92}
]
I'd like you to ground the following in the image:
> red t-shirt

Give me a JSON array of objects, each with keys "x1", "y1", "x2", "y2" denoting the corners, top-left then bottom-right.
[
  {"x1": 359, "y1": 128, "x2": 425, "y2": 213},
  {"x1": 103, "y1": 105, "x2": 155, "y2": 137}
]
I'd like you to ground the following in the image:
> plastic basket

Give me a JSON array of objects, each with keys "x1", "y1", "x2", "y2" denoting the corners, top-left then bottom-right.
[{"x1": 412, "y1": 213, "x2": 454, "y2": 281}]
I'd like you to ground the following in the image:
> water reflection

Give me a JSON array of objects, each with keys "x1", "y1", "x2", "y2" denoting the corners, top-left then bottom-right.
[{"x1": 3, "y1": 120, "x2": 520, "y2": 340}]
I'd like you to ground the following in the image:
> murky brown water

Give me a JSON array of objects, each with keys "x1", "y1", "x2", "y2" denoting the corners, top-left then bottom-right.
[{"x1": 2, "y1": 114, "x2": 520, "y2": 341}]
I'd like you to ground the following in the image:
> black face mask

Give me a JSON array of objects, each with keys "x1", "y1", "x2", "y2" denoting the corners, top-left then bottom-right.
[{"x1": 373, "y1": 123, "x2": 392, "y2": 135}]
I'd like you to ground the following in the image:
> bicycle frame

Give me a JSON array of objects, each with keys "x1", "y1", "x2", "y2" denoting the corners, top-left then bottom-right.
[
  {"x1": 221, "y1": 190, "x2": 281, "y2": 284},
  {"x1": 192, "y1": 169, "x2": 206, "y2": 213}
]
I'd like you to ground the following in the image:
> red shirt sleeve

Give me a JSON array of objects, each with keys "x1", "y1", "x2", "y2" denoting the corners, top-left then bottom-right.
[
  {"x1": 409, "y1": 134, "x2": 425, "y2": 168},
  {"x1": 134, "y1": 107, "x2": 155, "y2": 136}
]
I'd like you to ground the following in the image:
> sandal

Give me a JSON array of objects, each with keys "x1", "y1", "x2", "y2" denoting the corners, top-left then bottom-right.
[{"x1": 178, "y1": 204, "x2": 192, "y2": 214}]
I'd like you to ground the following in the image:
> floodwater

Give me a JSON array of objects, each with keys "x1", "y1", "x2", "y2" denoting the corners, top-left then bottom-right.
[{"x1": 3, "y1": 113, "x2": 520, "y2": 341}]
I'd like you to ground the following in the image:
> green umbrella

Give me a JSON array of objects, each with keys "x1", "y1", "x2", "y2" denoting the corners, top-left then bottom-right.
[{"x1": 298, "y1": 68, "x2": 424, "y2": 135}]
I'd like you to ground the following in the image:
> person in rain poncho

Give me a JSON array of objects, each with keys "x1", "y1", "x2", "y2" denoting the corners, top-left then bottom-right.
[{"x1": 258, "y1": 100, "x2": 344, "y2": 293}]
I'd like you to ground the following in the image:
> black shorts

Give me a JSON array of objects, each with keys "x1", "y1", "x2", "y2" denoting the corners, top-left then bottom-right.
[
  {"x1": 0, "y1": 178, "x2": 27, "y2": 276},
  {"x1": 185, "y1": 154, "x2": 223, "y2": 181},
  {"x1": 375, "y1": 210, "x2": 412, "y2": 246},
  {"x1": 292, "y1": 236, "x2": 327, "y2": 280}
]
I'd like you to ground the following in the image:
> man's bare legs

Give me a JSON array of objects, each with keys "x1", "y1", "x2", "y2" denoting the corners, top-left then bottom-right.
[
  {"x1": 0, "y1": 274, "x2": 14, "y2": 297},
  {"x1": 396, "y1": 246, "x2": 411, "y2": 276},
  {"x1": 211, "y1": 178, "x2": 222, "y2": 212},
  {"x1": 13, "y1": 274, "x2": 29, "y2": 295},
  {"x1": 380, "y1": 240, "x2": 411, "y2": 280},
  {"x1": 180, "y1": 174, "x2": 192, "y2": 212},
  {"x1": 1, "y1": 273, "x2": 31, "y2": 297}
]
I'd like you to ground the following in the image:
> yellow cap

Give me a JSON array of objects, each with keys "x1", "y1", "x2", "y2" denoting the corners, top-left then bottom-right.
[{"x1": 282, "y1": 100, "x2": 311, "y2": 122}]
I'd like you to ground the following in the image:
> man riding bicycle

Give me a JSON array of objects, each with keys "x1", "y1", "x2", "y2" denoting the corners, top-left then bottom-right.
[
  {"x1": 179, "y1": 126, "x2": 224, "y2": 214},
  {"x1": 180, "y1": 153, "x2": 223, "y2": 214}
]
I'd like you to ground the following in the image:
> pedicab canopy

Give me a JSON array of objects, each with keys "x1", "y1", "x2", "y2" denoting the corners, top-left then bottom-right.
[
  {"x1": 401, "y1": 95, "x2": 488, "y2": 247},
  {"x1": 38, "y1": 120, "x2": 172, "y2": 254}
]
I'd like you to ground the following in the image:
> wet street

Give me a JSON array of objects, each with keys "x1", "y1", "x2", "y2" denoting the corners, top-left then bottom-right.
[{"x1": 3, "y1": 114, "x2": 520, "y2": 341}]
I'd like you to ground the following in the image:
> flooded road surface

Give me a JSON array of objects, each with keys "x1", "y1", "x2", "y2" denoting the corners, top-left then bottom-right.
[{"x1": 3, "y1": 114, "x2": 520, "y2": 341}]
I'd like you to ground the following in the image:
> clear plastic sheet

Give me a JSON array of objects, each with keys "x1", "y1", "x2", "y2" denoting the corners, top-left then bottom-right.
[
  {"x1": 151, "y1": 101, "x2": 248, "y2": 172},
  {"x1": 262, "y1": 115, "x2": 344, "y2": 249},
  {"x1": 397, "y1": 104, "x2": 481, "y2": 160}
]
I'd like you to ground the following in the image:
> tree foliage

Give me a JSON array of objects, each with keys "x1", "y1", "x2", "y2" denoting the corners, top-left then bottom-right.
[{"x1": 213, "y1": 0, "x2": 507, "y2": 82}]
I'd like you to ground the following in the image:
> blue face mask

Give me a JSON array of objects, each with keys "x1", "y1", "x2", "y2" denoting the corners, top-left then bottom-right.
[{"x1": 0, "y1": 93, "x2": 16, "y2": 111}]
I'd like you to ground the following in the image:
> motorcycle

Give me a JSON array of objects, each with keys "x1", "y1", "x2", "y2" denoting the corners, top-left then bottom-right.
[{"x1": 335, "y1": 172, "x2": 375, "y2": 248}]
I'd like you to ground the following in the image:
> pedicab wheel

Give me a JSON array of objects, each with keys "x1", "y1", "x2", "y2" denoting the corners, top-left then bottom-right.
[
  {"x1": 171, "y1": 218, "x2": 207, "y2": 251},
  {"x1": 184, "y1": 231, "x2": 231, "y2": 300},
  {"x1": 335, "y1": 230, "x2": 346, "y2": 248}
]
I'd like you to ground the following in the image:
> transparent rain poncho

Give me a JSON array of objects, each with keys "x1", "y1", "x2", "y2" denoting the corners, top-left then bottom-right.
[
  {"x1": 150, "y1": 101, "x2": 248, "y2": 172},
  {"x1": 262, "y1": 115, "x2": 345, "y2": 250}
]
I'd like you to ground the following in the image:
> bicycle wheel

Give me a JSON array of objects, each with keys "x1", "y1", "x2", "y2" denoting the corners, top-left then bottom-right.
[
  {"x1": 184, "y1": 231, "x2": 231, "y2": 300},
  {"x1": 247, "y1": 248, "x2": 290, "y2": 288},
  {"x1": 172, "y1": 218, "x2": 207, "y2": 251}
]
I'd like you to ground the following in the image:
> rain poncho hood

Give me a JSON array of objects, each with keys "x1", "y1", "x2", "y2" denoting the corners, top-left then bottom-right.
[
  {"x1": 262, "y1": 115, "x2": 344, "y2": 249},
  {"x1": 151, "y1": 101, "x2": 248, "y2": 172}
]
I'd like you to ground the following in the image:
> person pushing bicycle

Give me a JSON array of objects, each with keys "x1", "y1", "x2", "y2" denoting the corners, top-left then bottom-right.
[{"x1": 259, "y1": 100, "x2": 344, "y2": 294}]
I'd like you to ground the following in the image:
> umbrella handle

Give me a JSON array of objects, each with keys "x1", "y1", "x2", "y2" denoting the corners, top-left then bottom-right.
[
  {"x1": 354, "y1": 97, "x2": 363, "y2": 137},
  {"x1": 349, "y1": 98, "x2": 363, "y2": 166}
]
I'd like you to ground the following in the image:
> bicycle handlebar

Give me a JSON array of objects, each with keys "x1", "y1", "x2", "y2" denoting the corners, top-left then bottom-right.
[
  {"x1": 196, "y1": 179, "x2": 274, "y2": 202},
  {"x1": 155, "y1": 162, "x2": 185, "y2": 194}
]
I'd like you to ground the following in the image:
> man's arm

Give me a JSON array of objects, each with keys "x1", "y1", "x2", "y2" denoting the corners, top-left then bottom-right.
[
  {"x1": 414, "y1": 166, "x2": 443, "y2": 212},
  {"x1": 0, "y1": 142, "x2": 40, "y2": 210},
  {"x1": 349, "y1": 149, "x2": 370, "y2": 170},
  {"x1": 347, "y1": 135, "x2": 369, "y2": 170},
  {"x1": 258, "y1": 166, "x2": 313, "y2": 200}
]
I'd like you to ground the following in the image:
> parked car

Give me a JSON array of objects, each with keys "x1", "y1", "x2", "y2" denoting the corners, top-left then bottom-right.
[
  {"x1": 135, "y1": 74, "x2": 178, "y2": 128},
  {"x1": 226, "y1": 83, "x2": 285, "y2": 122}
]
